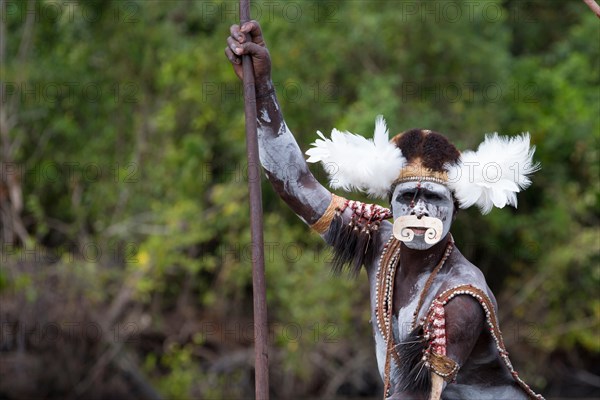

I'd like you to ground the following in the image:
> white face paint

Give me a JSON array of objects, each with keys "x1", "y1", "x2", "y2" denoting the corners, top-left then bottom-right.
[{"x1": 391, "y1": 181, "x2": 455, "y2": 250}]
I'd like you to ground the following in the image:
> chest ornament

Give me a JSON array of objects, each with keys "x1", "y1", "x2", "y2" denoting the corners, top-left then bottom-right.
[{"x1": 375, "y1": 235, "x2": 455, "y2": 396}]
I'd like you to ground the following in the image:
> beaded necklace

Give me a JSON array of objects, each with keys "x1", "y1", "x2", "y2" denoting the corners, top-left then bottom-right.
[
  {"x1": 411, "y1": 237, "x2": 454, "y2": 329},
  {"x1": 375, "y1": 234, "x2": 454, "y2": 396}
]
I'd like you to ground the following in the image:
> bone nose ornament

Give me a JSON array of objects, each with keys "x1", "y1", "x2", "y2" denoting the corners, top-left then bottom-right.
[{"x1": 392, "y1": 215, "x2": 444, "y2": 245}]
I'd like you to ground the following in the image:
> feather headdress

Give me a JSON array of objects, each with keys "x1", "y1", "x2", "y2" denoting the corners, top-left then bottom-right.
[
  {"x1": 305, "y1": 115, "x2": 406, "y2": 198},
  {"x1": 446, "y1": 133, "x2": 540, "y2": 214},
  {"x1": 306, "y1": 116, "x2": 539, "y2": 214}
]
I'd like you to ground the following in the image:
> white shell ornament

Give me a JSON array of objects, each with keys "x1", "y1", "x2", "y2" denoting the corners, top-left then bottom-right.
[{"x1": 392, "y1": 215, "x2": 444, "y2": 245}]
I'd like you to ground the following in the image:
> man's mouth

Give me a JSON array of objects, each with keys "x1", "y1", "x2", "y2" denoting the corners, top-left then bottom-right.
[{"x1": 410, "y1": 227, "x2": 427, "y2": 235}]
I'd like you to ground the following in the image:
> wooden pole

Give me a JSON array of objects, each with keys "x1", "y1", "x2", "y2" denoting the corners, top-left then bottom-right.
[
  {"x1": 583, "y1": 0, "x2": 600, "y2": 18},
  {"x1": 239, "y1": 1, "x2": 269, "y2": 399}
]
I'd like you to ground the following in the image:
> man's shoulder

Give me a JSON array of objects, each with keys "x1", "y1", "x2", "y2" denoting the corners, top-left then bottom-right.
[
  {"x1": 446, "y1": 246, "x2": 486, "y2": 281},
  {"x1": 438, "y1": 245, "x2": 496, "y2": 305}
]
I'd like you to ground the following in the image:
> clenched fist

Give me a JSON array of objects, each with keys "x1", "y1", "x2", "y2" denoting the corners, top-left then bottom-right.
[{"x1": 225, "y1": 20, "x2": 272, "y2": 88}]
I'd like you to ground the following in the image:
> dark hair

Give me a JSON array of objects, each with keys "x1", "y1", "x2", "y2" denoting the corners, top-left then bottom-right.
[{"x1": 391, "y1": 129, "x2": 461, "y2": 171}]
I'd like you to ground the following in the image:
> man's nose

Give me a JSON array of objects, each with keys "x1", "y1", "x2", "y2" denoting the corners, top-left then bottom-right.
[{"x1": 411, "y1": 200, "x2": 429, "y2": 219}]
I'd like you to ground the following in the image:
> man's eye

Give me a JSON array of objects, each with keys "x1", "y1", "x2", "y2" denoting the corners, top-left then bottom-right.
[
  {"x1": 424, "y1": 193, "x2": 442, "y2": 201},
  {"x1": 400, "y1": 192, "x2": 415, "y2": 201}
]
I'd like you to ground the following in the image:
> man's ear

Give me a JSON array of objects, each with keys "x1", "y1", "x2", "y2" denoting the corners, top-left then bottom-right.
[
  {"x1": 388, "y1": 184, "x2": 397, "y2": 205},
  {"x1": 452, "y1": 200, "x2": 459, "y2": 221}
]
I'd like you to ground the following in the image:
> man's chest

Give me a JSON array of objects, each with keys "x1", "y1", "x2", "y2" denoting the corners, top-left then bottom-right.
[{"x1": 391, "y1": 271, "x2": 432, "y2": 340}]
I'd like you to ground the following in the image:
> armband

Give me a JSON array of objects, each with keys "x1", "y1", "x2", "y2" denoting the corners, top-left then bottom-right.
[
  {"x1": 428, "y1": 351, "x2": 459, "y2": 382},
  {"x1": 310, "y1": 194, "x2": 346, "y2": 234}
]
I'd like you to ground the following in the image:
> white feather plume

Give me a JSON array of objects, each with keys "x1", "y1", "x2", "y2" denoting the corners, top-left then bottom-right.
[
  {"x1": 305, "y1": 115, "x2": 406, "y2": 198},
  {"x1": 447, "y1": 133, "x2": 540, "y2": 214}
]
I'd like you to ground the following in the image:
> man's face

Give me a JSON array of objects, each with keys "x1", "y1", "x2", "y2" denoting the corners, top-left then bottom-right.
[{"x1": 391, "y1": 181, "x2": 455, "y2": 250}]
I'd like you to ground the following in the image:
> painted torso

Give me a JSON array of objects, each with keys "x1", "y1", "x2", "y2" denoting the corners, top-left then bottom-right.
[{"x1": 361, "y1": 220, "x2": 532, "y2": 399}]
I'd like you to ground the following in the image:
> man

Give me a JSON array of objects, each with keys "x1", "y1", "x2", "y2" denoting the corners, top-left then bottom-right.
[{"x1": 225, "y1": 21, "x2": 543, "y2": 400}]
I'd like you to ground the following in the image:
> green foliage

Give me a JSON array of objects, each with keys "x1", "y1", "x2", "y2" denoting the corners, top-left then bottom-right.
[
  {"x1": 2, "y1": 0, "x2": 598, "y2": 398},
  {"x1": 500, "y1": 12, "x2": 600, "y2": 354},
  {"x1": 145, "y1": 343, "x2": 201, "y2": 400}
]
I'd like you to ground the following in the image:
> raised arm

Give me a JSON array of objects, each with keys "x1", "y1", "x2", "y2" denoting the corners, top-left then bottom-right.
[
  {"x1": 225, "y1": 21, "x2": 331, "y2": 225},
  {"x1": 225, "y1": 22, "x2": 393, "y2": 276}
]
